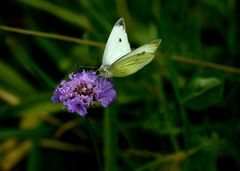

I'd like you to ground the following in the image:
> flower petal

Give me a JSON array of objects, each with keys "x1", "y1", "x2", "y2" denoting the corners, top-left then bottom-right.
[
  {"x1": 64, "y1": 98, "x2": 87, "y2": 116},
  {"x1": 51, "y1": 89, "x2": 62, "y2": 103},
  {"x1": 97, "y1": 89, "x2": 117, "y2": 107}
]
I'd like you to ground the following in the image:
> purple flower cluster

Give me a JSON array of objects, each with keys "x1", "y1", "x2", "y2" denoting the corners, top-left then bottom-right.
[{"x1": 51, "y1": 71, "x2": 116, "y2": 116}]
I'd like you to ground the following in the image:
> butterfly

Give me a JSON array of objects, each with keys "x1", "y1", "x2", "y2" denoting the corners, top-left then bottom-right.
[{"x1": 98, "y1": 18, "x2": 161, "y2": 77}]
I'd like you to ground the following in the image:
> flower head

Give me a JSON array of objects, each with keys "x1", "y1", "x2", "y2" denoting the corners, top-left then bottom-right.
[{"x1": 51, "y1": 70, "x2": 116, "y2": 116}]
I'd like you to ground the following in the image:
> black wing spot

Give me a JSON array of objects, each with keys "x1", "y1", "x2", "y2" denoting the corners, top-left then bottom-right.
[{"x1": 119, "y1": 38, "x2": 122, "y2": 42}]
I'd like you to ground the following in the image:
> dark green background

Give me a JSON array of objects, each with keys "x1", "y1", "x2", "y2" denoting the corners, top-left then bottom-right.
[{"x1": 0, "y1": 0, "x2": 239, "y2": 171}]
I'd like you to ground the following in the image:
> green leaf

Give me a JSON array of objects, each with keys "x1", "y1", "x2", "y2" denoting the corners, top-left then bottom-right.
[{"x1": 182, "y1": 73, "x2": 224, "y2": 110}]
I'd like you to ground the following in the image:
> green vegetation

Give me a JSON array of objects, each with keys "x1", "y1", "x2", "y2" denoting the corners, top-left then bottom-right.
[{"x1": 0, "y1": 0, "x2": 239, "y2": 171}]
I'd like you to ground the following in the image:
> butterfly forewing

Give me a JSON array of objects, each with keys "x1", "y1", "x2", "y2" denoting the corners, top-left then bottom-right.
[{"x1": 102, "y1": 18, "x2": 131, "y2": 66}]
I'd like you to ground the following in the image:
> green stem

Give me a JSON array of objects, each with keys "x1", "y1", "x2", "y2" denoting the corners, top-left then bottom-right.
[
  {"x1": 171, "y1": 54, "x2": 240, "y2": 74},
  {"x1": 85, "y1": 117, "x2": 103, "y2": 171},
  {"x1": 2, "y1": 24, "x2": 240, "y2": 74},
  {"x1": 104, "y1": 107, "x2": 118, "y2": 171},
  {"x1": 155, "y1": 73, "x2": 180, "y2": 152},
  {"x1": 166, "y1": 54, "x2": 191, "y2": 170},
  {"x1": 0, "y1": 25, "x2": 104, "y2": 48}
]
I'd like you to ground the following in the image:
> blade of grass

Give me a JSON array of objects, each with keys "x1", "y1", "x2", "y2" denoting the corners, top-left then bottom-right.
[
  {"x1": 4, "y1": 92, "x2": 63, "y2": 117},
  {"x1": 0, "y1": 60, "x2": 35, "y2": 94},
  {"x1": 78, "y1": 0, "x2": 111, "y2": 30},
  {"x1": 0, "y1": 128, "x2": 47, "y2": 140},
  {"x1": 27, "y1": 19, "x2": 66, "y2": 61},
  {"x1": 1, "y1": 140, "x2": 32, "y2": 171},
  {"x1": 26, "y1": 17, "x2": 69, "y2": 69},
  {"x1": 19, "y1": 0, "x2": 93, "y2": 31},
  {"x1": 6, "y1": 37, "x2": 56, "y2": 89},
  {"x1": 0, "y1": 88, "x2": 20, "y2": 105}
]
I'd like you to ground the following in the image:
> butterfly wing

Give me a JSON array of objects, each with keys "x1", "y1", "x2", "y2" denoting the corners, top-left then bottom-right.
[
  {"x1": 102, "y1": 18, "x2": 131, "y2": 66},
  {"x1": 108, "y1": 39, "x2": 161, "y2": 77}
]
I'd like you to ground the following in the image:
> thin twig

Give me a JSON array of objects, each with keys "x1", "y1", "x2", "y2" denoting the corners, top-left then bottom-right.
[
  {"x1": 171, "y1": 54, "x2": 240, "y2": 74},
  {"x1": 1, "y1": 25, "x2": 240, "y2": 74}
]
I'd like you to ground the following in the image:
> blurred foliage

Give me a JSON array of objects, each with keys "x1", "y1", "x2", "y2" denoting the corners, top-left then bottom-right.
[{"x1": 0, "y1": 0, "x2": 240, "y2": 171}]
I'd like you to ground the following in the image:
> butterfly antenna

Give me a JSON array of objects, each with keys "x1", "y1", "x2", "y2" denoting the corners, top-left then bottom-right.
[{"x1": 75, "y1": 65, "x2": 98, "y2": 69}]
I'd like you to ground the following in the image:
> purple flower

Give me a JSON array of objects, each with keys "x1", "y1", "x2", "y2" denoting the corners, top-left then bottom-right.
[{"x1": 51, "y1": 70, "x2": 116, "y2": 116}]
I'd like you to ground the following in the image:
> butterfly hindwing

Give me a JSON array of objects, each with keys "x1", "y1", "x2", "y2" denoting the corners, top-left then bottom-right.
[{"x1": 108, "y1": 39, "x2": 161, "y2": 77}]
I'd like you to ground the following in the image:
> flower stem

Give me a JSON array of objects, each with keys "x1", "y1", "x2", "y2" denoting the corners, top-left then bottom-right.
[
  {"x1": 85, "y1": 117, "x2": 102, "y2": 171},
  {"x1": 165, "y1": 54, "x2": 191, "y2": 170},
  {"x1": 154, "y1": 73, "x2": 180, "y2": 152},
  {"x1": 104, "y1": 107, "x2": 118, "y2": 171}
]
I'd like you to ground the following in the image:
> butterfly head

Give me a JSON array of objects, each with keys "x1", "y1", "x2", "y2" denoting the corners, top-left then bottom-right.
[{"x1": 98, "y1": 65, "x2": 113, "y2": 78}]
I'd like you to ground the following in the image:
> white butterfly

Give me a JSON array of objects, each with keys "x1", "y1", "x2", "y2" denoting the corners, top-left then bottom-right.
[{"x1": 99, "y1": 18, "x2": 161, "y2": 77}]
